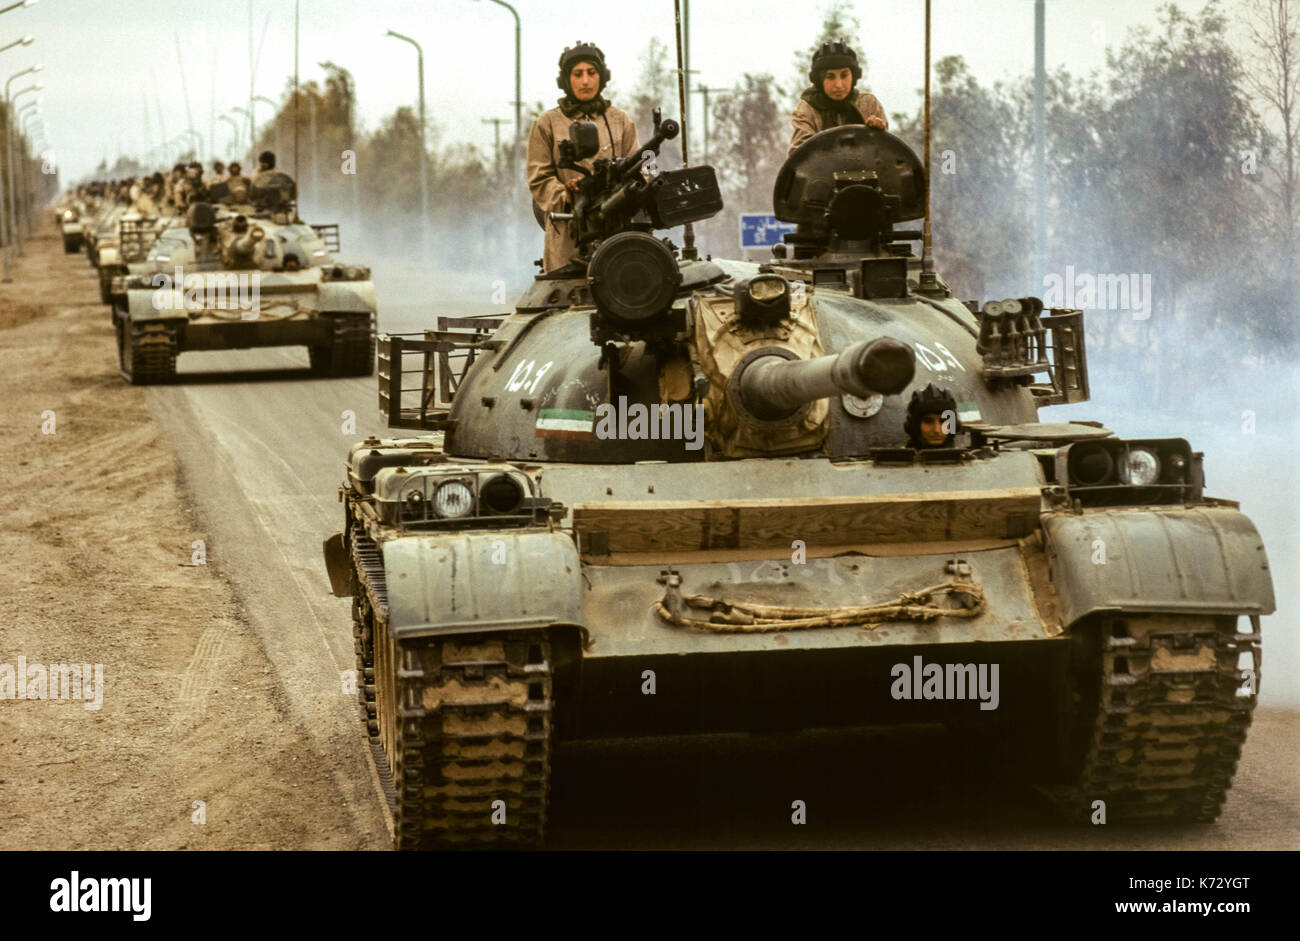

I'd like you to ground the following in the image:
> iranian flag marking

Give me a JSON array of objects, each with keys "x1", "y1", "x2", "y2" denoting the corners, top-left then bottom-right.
[{"x1": 535, "y1": 408, "x2": 595, "y2": 440}]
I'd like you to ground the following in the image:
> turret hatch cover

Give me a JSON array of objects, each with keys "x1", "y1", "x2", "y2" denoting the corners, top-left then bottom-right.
[{"x1": 773, "y1": 127, "x2": 927, "y2": 224}]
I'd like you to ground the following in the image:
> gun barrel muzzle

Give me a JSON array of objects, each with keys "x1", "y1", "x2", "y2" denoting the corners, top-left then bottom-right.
[{"x1": 736, "y1": 337, "x2": 916, "y2": 421}]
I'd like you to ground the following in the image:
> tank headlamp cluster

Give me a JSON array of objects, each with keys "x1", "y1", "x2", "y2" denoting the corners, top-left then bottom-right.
[
  {"x1": 371, "y1": 464, "x2": 549, "y2": 528},
  {"x1": 1056, "y1": 438, "x2": 1199, "y2": 505},
  {"x1": 321, "y1": 264, "x2": 371, "y2": 283}
]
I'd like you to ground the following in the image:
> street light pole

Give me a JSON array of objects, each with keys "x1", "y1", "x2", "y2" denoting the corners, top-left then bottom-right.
[
  {"x1": 385, "y1": 29, "x2": 429, "y2": 248},
  {"x1": 232, "y1": 105, "x2": 253, "y2": 160},
  {"x1": 18, "y1": 104, "x2": 38, "y2": 238},
  {"x1": 0, "y1": 34, "x2": 32, "y2": 54},
  {"x1": 474, "y1": 0, "x2": 521, "y2": 160},
  {"x1": 253, "y1": 94, "x2": 279, "y2": 158},
  {"x1": 0, "y1": 31, "x2": 34, "y2": 280},
  {"x1": 219, "y1": 114, "x2": 240, "y2": 156},
  {"x1": 6, "y1": 69, "x2": 40, "y2": 255}
]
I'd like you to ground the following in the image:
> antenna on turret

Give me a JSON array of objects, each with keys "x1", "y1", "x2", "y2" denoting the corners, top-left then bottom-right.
[
  {"x1": 918, "y1": 0, "x2": 942, "y2": 296},
  {"x1": 674, "y1": 0, "x2": 699, "y2": 261},
  {"x1": 294, "y1": 0, "x2": 300, "y2": 211}
]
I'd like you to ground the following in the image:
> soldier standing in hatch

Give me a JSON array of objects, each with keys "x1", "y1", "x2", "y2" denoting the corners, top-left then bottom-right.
[
  {"x1": 527, "y1": 42, "x2": 639, "y2": 273},
  {"x1": 789, "y1": 40, "x2": 888, "y2": 155},
  {"x1": 250, "y1": 150, "x2": 297, "y2": 211},
  {"x1": 225, "y1": 161, "x2": 251, "y2": 205},
  {"x1": 904, "y1": 383, "x2": 961, "y2": 449}
]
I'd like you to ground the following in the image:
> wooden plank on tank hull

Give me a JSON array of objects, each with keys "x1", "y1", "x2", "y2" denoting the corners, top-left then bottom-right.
[{"x1": 573, "y1": 488, "x2": 1042, "y2": 554}]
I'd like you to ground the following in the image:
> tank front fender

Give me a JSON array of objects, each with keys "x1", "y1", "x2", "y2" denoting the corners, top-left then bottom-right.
[
  {"x1": 383, "y1": 530, "x2": 584, "y2": 641},
  {"x1": 317, "y1": 280, "x2": 376, "y2": 313},
  {"x1": 1042, "y1": 506, "x2": 1275, "y2": 626}
]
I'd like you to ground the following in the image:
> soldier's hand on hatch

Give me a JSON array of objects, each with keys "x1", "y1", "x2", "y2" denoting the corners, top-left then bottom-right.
[
  {"x1": 564, "y1": 178, "x2": 581, "y2": 192},
  {"x1": 866, "y1": 115, "x2": 886, "y2": 130}
]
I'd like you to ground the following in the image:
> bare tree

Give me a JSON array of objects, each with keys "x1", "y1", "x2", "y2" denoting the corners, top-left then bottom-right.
[{"x1": 1241, "y1": 0, "x2": 1298, "y2": 286}]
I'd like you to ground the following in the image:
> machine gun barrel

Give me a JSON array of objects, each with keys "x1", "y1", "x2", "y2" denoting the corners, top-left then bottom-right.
[{"x1": 737, "y1": 338, "x2": 916, "y2": 421}]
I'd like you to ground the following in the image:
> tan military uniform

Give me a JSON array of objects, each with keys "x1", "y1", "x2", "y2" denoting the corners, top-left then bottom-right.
[
  {"x1": 527, "y1": 102, "x2": 639, "y2": 272},
  {"x1": 226, "y1": 174, "x2": 252, "y2": 205},
  {"x1": 250, "y1": 168, "x2": 296, "y2": 210},
  {"x1": 789, "y1": 88, "x2": 888, "y2": 155}
]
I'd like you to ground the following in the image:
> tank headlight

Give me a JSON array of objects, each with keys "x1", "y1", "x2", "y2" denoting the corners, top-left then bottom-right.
[
  {"x1": 63, "y1": 209, "x2": 74, "y2": 220},
  {"x1": 1067, "y1": 442, "x2": 1113, "y2": 486},
  {"x1": 479, "y1": 474, "x2": 525, "y2": 515},
  {"x1": 1117, "y1": 447, "x2": 1160, "y2": 485},
  {"x1": 433, "y1": 479, "x2": 474, "y2": 519}
]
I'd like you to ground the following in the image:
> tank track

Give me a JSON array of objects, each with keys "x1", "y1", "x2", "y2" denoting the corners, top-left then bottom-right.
[
  {"x1": 349, "y1": 526, "x2": 553, "y2": 849},
  {"x1": 1063, "y1": 614, "x2": 1260, "y2": 823},
  {"x1": 310, "y1": 312, "x2": 375, "y2": 377},
  {"x1": 119, "y1": 321, "x2": 177, "y2": 385}
]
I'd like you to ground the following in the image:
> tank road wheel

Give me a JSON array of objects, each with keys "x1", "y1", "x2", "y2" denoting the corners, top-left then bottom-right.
[
  {"x1": 119, "y1": 321, "x2": 178, "y2": 385},
  {"x1": 310, "y1": 312, "x2": 375, "y2": 378},
  {"x1": 1051, "y1": 614, "x2": 1259, "y2": 824}
]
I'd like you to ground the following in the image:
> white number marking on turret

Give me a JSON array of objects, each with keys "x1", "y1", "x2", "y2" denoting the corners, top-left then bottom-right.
[
  {"x1": 933, "y1": 342, "x2": 967, "y2": 372},
  {"x1": 527, "y1": 361, "x2": 554, "y2": 395},
  {"x1": 504, "y1": 359, "x2": 556, "y2": 395},
  {"x1": 913, "y1": 343, "x2": 950, "y2": 372},
  {"x1": 505, "y1": 359, "x2": 535, "y2": 392}
]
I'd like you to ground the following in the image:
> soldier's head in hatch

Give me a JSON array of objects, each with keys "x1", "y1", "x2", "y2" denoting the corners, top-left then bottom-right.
[
  {"x1": 811, "y1": 40, "x2": 861, "y2": 102},
  {"x1": 905, "y1": 383, "x2": 960, "y2": 448},
  {"x1": 558, "y1": 42, "x2": 609, "y2": 103}
]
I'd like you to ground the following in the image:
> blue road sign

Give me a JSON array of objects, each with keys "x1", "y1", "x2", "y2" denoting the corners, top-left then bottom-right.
[{"x1": 739, "y1": 213, "x2": 797, "y2": 250}]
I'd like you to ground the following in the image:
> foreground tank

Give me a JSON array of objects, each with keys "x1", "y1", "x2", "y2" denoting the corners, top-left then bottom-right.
[
  {"x1": 115, "y1": 199, "x2": 376, "y2": 384},
  {"x1": 324, "y1": 119, "x2": 1273, "y2": 848}
]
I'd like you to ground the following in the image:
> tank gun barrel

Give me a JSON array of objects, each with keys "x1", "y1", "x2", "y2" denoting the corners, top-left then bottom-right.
[
  {"x1": 226, "y1": 224, "x2": 265, "y2": 259},
  {"x1": 737, "y1": 338, "x2": 916, "y2": 421}
]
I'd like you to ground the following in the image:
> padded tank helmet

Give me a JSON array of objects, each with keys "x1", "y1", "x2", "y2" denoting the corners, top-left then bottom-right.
[
  {"x1": 904, "y1": 382, "x2": 959, "y2": 448},
  {"x1": 557, "y1": 41, "x2": 610, "y2": 94},
  {"x1": 809, "y1": 39, "x2": 862, "y2": 85}
]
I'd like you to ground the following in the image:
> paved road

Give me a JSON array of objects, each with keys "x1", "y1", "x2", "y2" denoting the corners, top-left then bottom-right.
[{"x1": 143, "y1": 260, "x2": 1300, "y2": 850}]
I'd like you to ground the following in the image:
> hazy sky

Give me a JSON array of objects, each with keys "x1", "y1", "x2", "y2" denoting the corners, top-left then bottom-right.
[{"x1": 25, "y1": 0, "x2": 1224, "y2": 181}]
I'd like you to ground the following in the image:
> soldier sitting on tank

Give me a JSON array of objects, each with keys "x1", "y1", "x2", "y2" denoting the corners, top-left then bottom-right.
[
  {"x1": 224, "y1": 161, "x2": 252, "y2": 205},
  {"x1": 904, "y1": 383, "x2": 961, "y2": 449},
  {"x1": 250, "y1": 150, "x2": 297, "y2": 213},
  {"x1": 789, "y1": 40, "x2": 888, "y2": 155},
  {"x1": 206, "y1": 160, "x2": 226, "y2": 187},
  {"x1": 179, "y1": 161, "x2": 212, "y2": 209},
  {"x1": 527, "y1": 41, "x2": 639, "y2": 273}
]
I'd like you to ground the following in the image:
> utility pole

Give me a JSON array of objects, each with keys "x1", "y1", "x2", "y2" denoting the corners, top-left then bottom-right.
[
  {"x1": 692, "y1": 86, "x2": 727, "y2": 165},
  {"x1": 482, "y1": 117, "x2": 508, "y2": 174}
]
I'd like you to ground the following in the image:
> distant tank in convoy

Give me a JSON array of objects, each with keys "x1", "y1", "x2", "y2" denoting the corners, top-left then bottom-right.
[
  {"x1": 114, "y1": 178, "x2": 376, "y2": 385},
  {"x1": 323, "y1": 111, "x2": 1273, "y2": 849}
]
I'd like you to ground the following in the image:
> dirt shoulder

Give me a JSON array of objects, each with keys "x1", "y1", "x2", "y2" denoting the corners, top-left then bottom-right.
[{"x1": 0, "y1": 215, "x2": 378, "y2": 850}]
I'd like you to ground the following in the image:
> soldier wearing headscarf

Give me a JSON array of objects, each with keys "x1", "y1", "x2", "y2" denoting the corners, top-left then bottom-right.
[
  {"x1": 526, "y1": 41, "x2": 639, "y2": 272},
  {"x1": 789, "y1": 40, "x2": 888, "y2": 155}
]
